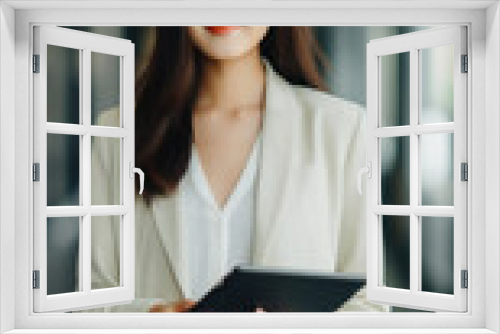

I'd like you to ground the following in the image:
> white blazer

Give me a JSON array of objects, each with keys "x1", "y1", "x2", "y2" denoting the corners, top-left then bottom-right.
[{"x1": 88, "y1": 61, "x2": 386, "y2": 312}]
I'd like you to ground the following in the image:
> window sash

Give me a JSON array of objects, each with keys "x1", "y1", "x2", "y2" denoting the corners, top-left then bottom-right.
[
  {"x1": 366, "y1": 25, "x2": 468, "y2": 312},
  {"x1": 32, "y1": 26, "x2": 136, "y2": 313}
]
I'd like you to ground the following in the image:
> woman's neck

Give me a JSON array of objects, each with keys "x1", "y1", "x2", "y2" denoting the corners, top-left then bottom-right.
[{"x1": 195, "y1": 50, "x2": 266, "y2": 115}]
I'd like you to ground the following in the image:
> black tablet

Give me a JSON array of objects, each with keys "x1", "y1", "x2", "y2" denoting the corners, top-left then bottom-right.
[{"x1": 188, "y1": 265, "x2": 366, "y2": 312}]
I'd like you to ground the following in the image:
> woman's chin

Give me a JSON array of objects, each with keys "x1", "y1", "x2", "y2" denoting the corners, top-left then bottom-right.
[{"x1": 202, "y1": 48, "x2": 254, "y2": 61}]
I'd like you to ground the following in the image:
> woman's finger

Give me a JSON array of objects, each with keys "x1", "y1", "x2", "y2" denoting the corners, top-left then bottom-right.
[
  {"x1": 149, "y1": 299, "x2": 195, "y2": 313},
  {"x1": 175, "y1": 299, "x2": 196, "y2": 312}
]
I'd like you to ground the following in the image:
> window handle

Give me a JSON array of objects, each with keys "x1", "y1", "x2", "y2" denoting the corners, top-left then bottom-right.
[
  {"x1": 129, "y1": 162, "x2": 145, "y2": 195},
  {"x1": 357, "y1": 162, "x2": 372, "y2": 195}
]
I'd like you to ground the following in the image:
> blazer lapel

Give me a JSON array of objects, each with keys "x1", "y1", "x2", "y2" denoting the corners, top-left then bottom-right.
[
  {"x1": 253, "y1": 61, "x2": 303, "y2": 264},
  {"x1": 150, "y1": 193, "x2": 187, "y2": 298}
]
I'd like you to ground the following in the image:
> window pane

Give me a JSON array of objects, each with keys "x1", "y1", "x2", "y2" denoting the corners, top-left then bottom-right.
[
  {"x1": 380, "y1": 52, "x2": 410, "y2": 127},
  {"x1": 421, "y1": 133, "x2": 454, "y2": 206},
  {"x1": 382, "y1": 215, "x2": 410, "y2": 290},
  {"x1": 91, "y1": 52, "x2": 121, "y2": 127},
  {"x1": 91, "y1": 137, "x2": 121, "y2": 206},
  {"x1": 91, "y1": 216, "x2": 121, "y2": 290},
  {"x1": 47, "y1": 45, "x2": 80, "y2": 124},
  {"x1": 381, "y1": 136, "x2": 410, "y2": 205},
  {"x1": 421, "y1": 217, "x2": 454, "y2": 295},
  {"x1": 47, "y1": 217, "x2": 80, "y2": 295},
  {"x1": 47, "y1": 134, "x2": 80, "y2": 206},
  {"x1": 420, "y1": 44, "x2": 454, "y2": 124}
]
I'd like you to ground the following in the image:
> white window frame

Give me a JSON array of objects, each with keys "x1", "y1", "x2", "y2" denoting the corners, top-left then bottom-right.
[
  {"x1": 0, "y1": 1, "x2": 499, "y2": 333},
  {"x1": 32, "y1": 26, "x2": 136, "y2": 313},
  {"x1": 365, "y1": 26, "x2": 468, "y2": 312}
]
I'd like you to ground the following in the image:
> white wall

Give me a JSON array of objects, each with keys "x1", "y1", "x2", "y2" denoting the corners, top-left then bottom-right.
[
  {"x1": 6, "y1": 5, "x2": 494, "y2": 332},
  {"x1": 0, "y1": 2, "x2": 16, "y2": 333},
  {"x1": 485, "y1": 2, "x2": 500, "y2": 333}
]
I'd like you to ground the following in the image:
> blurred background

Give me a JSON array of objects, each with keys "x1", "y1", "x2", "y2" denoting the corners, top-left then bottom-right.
[{"x1": 46, "y1": 26, "x2": 454, "y2": 312}]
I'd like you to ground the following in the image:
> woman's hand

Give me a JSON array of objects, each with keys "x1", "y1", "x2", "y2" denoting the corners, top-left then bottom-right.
[
  {"x1": 149, "y1": 299, "x2": 266, "y2": 312},
  {"x1": 149, "y1": 299, "x2": 195, "y2": 312}
]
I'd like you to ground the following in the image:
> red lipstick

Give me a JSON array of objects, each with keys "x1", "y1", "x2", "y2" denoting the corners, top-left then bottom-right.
[{"x1": 205, "y1": 26, "x2": 241, "y2": 36}]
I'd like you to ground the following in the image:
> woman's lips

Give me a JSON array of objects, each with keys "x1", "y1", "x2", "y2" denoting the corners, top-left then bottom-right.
[{"x1": 204, "y1": 26, "x2": 241, "y2": 36}]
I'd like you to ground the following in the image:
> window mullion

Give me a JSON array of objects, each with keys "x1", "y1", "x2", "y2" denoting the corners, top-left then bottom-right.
[
  {"x1": 77, "y1": 48, "x2": 84, "y2": 293},
  {"x1": 82, "y1": 48, "x2": 92, "y2": 294},
  {"x1": 90, "y1": 206, "x2": 128, "y2": 216},
  {"x1": 373, "y1": 205, "x2": 454, "y2": 216},
  {"x1": 46, "y1": 123, "x2": 87, "y2": 135},
  {"x1": 410, "y1": 47, "x2": 420, "y2": 294},
  {"x1": 373, "y1": 123, "x2": 454, "y2": 138},
  {"x1": 46, "y1": 206, "x2": 90, "y2": 217},
  {"x1": 413, "y1": 123, "x2": 454, "y2": 135},
  {"x1": 46, "y1": 123, "x2": 129, "y2": 138}
]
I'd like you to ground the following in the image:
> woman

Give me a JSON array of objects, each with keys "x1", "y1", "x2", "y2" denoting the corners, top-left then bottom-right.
[{"x1": 89, "y1": 26, "x2": 385, "y2": 312}]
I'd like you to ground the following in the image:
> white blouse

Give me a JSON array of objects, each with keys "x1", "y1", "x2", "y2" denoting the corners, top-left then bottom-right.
[{"x1": 179, "y1": 135, "x2": 262, "y2": 301}]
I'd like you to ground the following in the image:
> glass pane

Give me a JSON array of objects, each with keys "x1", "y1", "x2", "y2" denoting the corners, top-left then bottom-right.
[
  {"x1": 91, "y1": 52, "x2": 121, "y2": 127},
  {"x1": 91, "y1": 216, "x2": 121, "y2": 290},
  {"x1": 382, "y1": 215, "x2": 410, "y2": 290},
  {"x1": 91, "y1": 137, "x2": 121, "y2": 205},
  {"x1": 421, "y1": 133, "x2": 454, "y2": 206},
  {"x1": 47, "y1": 217, "x2": 80, "y2": 295},
  {"x1": 421, "y1": 44, "x2": 454, "y2": 124},
  {"x1": 47, "y1": 134, "x2": 80, "y2": 206},
  {"x1": 421, "y1": 217, "x2": 454, "y2": 294},
  {"x1": 47, "y1": 45, "x2": 80, "y2": 124},
  {"x1": 381, "y1": 136, "x2": 410, "y2": 205},
  {"x1": 380, "y1": 51, "x2": 410, "y2": 127}
]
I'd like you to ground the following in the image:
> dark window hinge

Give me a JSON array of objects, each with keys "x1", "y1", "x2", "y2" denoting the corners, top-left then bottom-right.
[
  {"x1": 461, "y1": 270, "x2": 468, "y2": 289},
  {"x1": 33, "y1": 54, "x2": 40, "y2": 73},
  {"x1": 461, "y1": 54, "x2": 468, "y2": 73},
  {"x1": 33, "y1": 163, "x2": 40, "y2": 182},
  {"x1": 461, "y1": 162, "x2": 468, "y2": 181},
  {"x1": 33, "y1": 270, "x2": 40, "y2": 289}
]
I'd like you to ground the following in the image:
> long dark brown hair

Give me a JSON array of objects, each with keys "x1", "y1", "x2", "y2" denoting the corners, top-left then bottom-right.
[{"x1": 135, "y1": 27, "x2": 328, "y2": 198}]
